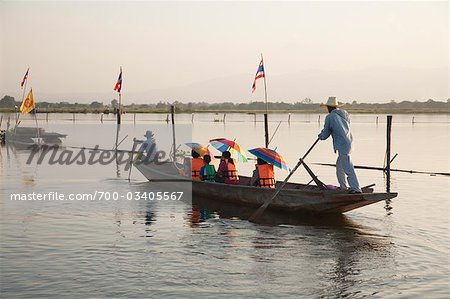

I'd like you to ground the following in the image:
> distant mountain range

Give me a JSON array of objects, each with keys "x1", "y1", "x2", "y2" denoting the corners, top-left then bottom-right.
[{"x1": 2, "y1": 67, "x2": 448, "y2": 103}]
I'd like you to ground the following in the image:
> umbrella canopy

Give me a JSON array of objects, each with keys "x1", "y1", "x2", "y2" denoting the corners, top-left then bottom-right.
[
  {"x1": 185, "y1": 142, "x2": 211, "y2": 157},
  {"x1": 209, "y1": 138, "x2": 248, "y2": 162},
  {"x1": 248, "y1": 147, "x2": 288, "y2": 170}
]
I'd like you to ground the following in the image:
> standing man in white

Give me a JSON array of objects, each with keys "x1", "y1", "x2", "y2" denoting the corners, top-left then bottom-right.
[{"x1": 318, "y1": 97, "x2": 362, "y2": 194}]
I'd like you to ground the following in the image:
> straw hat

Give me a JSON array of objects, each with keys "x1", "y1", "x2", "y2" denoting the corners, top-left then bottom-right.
[
  {"x1": 320, "y1": 96, "x2": 344, "y2": 108},
  {"x1": 144, "y1": 130, "x2": 154, "y2": 138}
]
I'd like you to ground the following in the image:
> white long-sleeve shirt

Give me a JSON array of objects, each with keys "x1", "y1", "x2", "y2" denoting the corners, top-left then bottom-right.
[{"x1": 318, "y1": 109, "x2": 353, "y2": 155}]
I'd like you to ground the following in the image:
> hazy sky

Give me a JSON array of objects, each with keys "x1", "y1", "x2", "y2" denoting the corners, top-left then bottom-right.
[{"x1": 1, "y1": 1, "x2": 448, "y2": 103}]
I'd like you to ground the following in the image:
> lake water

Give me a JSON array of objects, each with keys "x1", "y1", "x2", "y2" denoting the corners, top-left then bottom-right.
[{"x1": 1, "y1": 112, "x2": 449, "y2": 298}]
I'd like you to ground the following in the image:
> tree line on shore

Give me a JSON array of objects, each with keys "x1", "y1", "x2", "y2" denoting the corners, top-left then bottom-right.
[{"x1": 0, "y1": 95, "x2": 449, "y2": 113}]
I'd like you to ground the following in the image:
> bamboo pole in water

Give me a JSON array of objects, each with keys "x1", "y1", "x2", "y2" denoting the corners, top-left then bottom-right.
[
  {"x1": 171, "y1": 105, "x2": 176, "y2": 162},
  {"x1": 264, "y1": 113, "x2": 269, "y2": 147},
  {"x1": 386, "y1": 115, "x2": 392, "y2": 192}
]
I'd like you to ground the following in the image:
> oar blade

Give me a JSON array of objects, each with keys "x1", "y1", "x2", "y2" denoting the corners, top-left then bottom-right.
[{"x1": 249, "y1": 201, "x2": 270, "y2": 222}]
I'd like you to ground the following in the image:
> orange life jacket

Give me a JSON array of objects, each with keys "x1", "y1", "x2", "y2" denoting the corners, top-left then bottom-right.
[
  {"x1": 191, "y1": 158, "x2": 204, "y2": 180},
  {"x1": 221, "y1": 158, "x2": 238, "y2": 182},
  {"x1": 256, "y1": 164, "x2": 275, "y2": 188}
]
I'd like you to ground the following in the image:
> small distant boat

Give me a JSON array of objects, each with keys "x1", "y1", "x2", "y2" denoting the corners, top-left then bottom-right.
[
  {"x1": 134, "y1": 160, "x2": 397, "y2": 215},
  {"x1": 5, "y1": 127, "x2": 67, "y2": 148}
]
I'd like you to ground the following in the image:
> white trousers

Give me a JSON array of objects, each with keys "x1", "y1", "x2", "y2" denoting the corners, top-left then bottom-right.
[{"x1": 336, "y1": 153, "x2": 361, "y2": 192}]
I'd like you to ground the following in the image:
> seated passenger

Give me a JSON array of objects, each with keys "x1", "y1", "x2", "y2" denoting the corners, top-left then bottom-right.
[
  {"x1": 216, "y1": 151, "x2": 239, "y2": 185},
  {"x1": 199, "y1": 155, "x2": 216, "y2": 182},
  {"x1": 250, "y1": 158, "x2": 275, "y2": 188},
  {"x1": 190, "y1": 150, "x2": 204, "y2": 181}
]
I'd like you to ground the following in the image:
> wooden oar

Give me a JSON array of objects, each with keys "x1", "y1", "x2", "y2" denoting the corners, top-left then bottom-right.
[
  {"x1": 249, "y1": 138, "x2": 320, "y2": 222},
  {"x1": 301, "y1": 161, "x2": 327, "y2": 189}
]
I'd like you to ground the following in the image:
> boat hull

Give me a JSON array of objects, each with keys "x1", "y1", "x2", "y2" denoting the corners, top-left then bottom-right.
[{"x1": 134, "y1": 161, "x2": 397, "y2": 215}]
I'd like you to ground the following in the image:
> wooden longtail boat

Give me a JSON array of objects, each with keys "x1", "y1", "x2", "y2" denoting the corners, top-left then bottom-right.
[
  {"x1": 134, "y1": 160, "x2": 398, "y2": 215},
  {"x1": 5, "y1": 127, "x2": 67, "y2": 148}
]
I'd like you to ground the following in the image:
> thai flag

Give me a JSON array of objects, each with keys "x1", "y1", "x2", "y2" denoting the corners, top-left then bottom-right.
[
  {"x1": 252, "y1": 58, "x2": 264, "y2": 93},
  {"x1": 21, "y1": 68, "x2": 29, "y2": 89},
  {"x1": 114, "y1": 67, "x2": 122, "y2": 93},
  {"x1": 252, "y1": 59, "x2": 265, "y2": 93}
]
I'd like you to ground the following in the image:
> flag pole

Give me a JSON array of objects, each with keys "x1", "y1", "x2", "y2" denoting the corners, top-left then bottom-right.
[
  {"x1": 15, "y1": 69, "x2": 30, "y2": 132},
  {"x1": 117, "y1": 66, "x2": 122, "y2": 125},
  {"x1": 33, "y1": 107, "x2": 40, "y2": 143},
  {"x1": 261, "y1": 53, "x2": 269, "y2": 148},
  {"x1": 118, "y1": 91, "x2": 122, "y2": 125},
  {"x1": 29, "y1": 88, "x2": 40, "y2": 143}
]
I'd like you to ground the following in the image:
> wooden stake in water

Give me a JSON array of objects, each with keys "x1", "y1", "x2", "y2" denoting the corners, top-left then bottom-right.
[
  {"x1": 264, "y1": 113, "x2": 269, "y2": 147},
  {"x1": 386, "y1": 115, "x2": 392, "y2": 193},
  {"x1": 171, "y1": 105, "x2": 176, "y2": 162}
]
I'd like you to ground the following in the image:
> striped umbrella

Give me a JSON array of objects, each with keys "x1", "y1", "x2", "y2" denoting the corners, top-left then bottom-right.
[
  {"x1": 209, "y1": 138, "x2": 248, "y2": 162},
  {"x1": 248, "y1": 147, "x2": 288, "y2": 170},
  {"x1": 185, "y1": 142, "x2": 211, "y2": 157}
]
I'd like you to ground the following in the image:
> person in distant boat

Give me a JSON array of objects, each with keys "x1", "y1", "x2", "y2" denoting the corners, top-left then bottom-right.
[
  {"x1": 318, "y1": 97, "x2": 361, "y2": 194},
  {"x1": 199, "y1": 155, "x2": 216, "y2": 182},
  {"x1": 250, "y1": 158, "x2": 276, "y2": 188},
  {"x1": 216, "y1": 151, "x2": 239, "y2": 184},
  {"x1": 138, "y1": 131, "x2": 158, "y2": 160}
]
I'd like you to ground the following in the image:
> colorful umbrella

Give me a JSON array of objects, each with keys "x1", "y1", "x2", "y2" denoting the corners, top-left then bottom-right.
[
  {"x1": 248, "y1": 147, "x2": 288, "y2": 170},
  {"x1": 185, "y1": 142, "x2": 211, "y2": 157},
  {"x1": 209, "y1": 138, "x2": 248, "y2": 162}
]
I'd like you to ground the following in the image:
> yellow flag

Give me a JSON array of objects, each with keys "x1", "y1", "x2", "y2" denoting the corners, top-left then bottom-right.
[{"x1": 20, "y1": 89, "x2": 35, "y2": 115}]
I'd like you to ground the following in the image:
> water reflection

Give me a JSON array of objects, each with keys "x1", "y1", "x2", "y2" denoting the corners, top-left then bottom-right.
[
  {"x1": 114, "y1": 124, "x2": 121, "y2": 178},
  {"x1": 186, "y1": 196, "x2": 395, "y2": 298},
  {"x1": 188, "y1": 205, "x2": 215, "y2": 226}
]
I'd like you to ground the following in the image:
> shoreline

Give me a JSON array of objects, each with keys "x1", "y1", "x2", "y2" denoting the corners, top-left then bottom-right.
[{"x1": 1, "y1": 108, "x2": 449, "y2": 114}]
